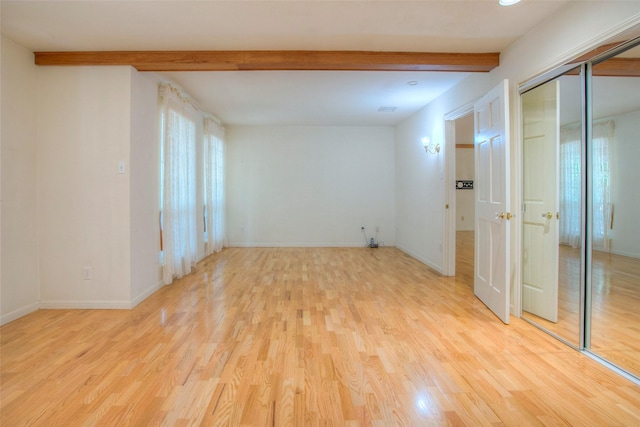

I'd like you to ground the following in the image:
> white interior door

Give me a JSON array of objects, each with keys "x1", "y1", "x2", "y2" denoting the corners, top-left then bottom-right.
[
  {"x1": 474, "y1": 80, "x2": 511, "y2": 324},
  {"x1": 521, "y1": 81, "x2": 559, "y2": 322}
]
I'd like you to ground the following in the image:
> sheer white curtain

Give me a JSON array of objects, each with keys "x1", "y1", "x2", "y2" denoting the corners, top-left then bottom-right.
[
  {"x1": 160, "y1": 84, "x2": 198, "y2": 284},
  {"x1": 592, "y1": 120, "x2": 614, "y2": 252},
  {"x1": 559, "y1": 125, "x2": 582, "y2": 247},
  {"x1": 203, "y1": 118, "x2": 225, "y2": 256}
]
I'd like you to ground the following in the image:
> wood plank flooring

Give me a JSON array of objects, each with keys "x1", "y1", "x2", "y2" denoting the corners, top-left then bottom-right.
[{"x1": 2, "y1": 236, "x2": 640, "y2": 425}]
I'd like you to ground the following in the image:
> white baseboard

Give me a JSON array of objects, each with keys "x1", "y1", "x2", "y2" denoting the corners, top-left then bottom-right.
[
  {"x1": 394, "y1": 244, "x2": 444, "y2": 275},
  {"x1": 39, "y1": 300, "x2": 132, "y2": 310},
  {"x1": 608, "y1": 249, "x2": 640, "y2": 260},
  {"x1": 0, "y1": 302, "x2": 40, "y2": 326},
  {"x1": 1, "y1": 280, "x2": 166, "y2": 325},
  {"x1": 226, "y1": 241, "x2": 382, "y2": 248},
  {"x1": 131, "y1": 280, "x2": 164, "y2": 308}
]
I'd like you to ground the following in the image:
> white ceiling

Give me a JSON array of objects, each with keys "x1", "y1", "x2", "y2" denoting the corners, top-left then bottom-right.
[{"x1": 1, "y1": 0, "x2": 573, "y2": 126}]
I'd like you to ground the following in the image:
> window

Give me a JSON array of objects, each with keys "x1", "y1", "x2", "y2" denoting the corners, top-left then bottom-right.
[
  {"x1": 203, "y1": 118, "x2": 225, "y2": 255},
  {"x1": 159, "y1": 84, "x2": 198, "y2": 284}
]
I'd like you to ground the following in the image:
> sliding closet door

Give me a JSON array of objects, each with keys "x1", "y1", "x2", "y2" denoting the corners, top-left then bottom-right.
[{"x1": 588, "y1": 45, "x2": 640, "y2": 377}]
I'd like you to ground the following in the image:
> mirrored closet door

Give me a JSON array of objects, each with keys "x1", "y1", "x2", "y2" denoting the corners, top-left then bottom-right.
[
  {"x1": 520, "y1": 30, "x2": 640, "y2": 381},
  {"x1": 521, "y1": 70, "x2": 583, "y2": 348},
  {"x1": 588, "y1": 44, "x2": 640, "y2": 376}
]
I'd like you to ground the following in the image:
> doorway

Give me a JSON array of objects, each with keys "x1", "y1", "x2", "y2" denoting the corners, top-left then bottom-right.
[
  {"x1": 444, "y1": 80, "x2": 512, "y2": 324},
  {"x1": 455, "y1": 114, "x2": 475, "y2": 286},
  {"x1": 444, "y1": 109, "x2": 475, "y2": 285}
]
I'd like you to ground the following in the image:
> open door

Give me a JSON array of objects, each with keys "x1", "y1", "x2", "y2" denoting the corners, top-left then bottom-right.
[
  {"x1": 521, "y1": 81, "x2": 559, "y2": 322},
  {"x1": 474, "y1": 80, "x2": 511, "y2": 324}
]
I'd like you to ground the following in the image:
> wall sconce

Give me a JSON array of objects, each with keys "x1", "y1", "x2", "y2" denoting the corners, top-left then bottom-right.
[{"x1": 422, "y1": 136, "x2": 440, "y2": 154}]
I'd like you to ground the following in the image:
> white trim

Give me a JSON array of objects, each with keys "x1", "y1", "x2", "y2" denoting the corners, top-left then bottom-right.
[
  {"x1": 518, "y1": 14, "x2": 640, "y2": 86},
  {"x1": 39, "y1": 300, "x2": 133, "y2": 310},
  {"x1": 226, "y1": 241, "x2": 390, "y2": 248},
  {"x1": 394, "y1": 244, "x2": 443, "y2": 275},
  {"x1": 131, "y1": 279, "x2": 165, "y2": 308},
  {"x1": 0, "y1": 302, "x2": 40, "y2": 326},
  {"x1": 512, "y1": 79, "x2": 524, "y2": 318}
]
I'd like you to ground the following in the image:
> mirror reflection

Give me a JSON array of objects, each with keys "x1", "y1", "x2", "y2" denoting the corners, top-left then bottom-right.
[
  {"x1": 521, "y1": 40, "x2": 640, "y2": 380},
  {"x1": 589, "y1": 45, "x2": 640, "y2": 375},
  {"x1": 521, "y1": 71, "x2": 583, "y2": 347}
]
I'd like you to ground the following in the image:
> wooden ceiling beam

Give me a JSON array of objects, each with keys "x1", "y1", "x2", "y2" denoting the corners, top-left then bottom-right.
[{"x1": 34, "y1": 50, "x2": 499, "y2": 72}]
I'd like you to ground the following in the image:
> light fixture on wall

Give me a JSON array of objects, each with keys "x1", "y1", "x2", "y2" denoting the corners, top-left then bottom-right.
[
  {"x1": 499, "y1": 0, "x2": 521, "y2": 5},
  {"x1": 422, "y1": 136, "x2": 440, "y2": 154}
]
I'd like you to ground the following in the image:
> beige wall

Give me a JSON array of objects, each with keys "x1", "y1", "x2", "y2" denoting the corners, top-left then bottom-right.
[
  {"x1": 1, "y1": 43, "x2": 164, "y2": 322},
  {"x1": 130, "y1": 70, "x2": 163, "y2": 304},
  {"x1": 1, "y1": 37, "x2": 40, "y2": 323},
  {"x1": 37, "y1": 66, "x2": 133, "y2": 307}
]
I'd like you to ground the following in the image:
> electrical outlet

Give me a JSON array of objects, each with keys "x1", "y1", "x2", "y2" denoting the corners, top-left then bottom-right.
[{"x1": 83, "y1": 266, "x2": 92, "y2": 280}]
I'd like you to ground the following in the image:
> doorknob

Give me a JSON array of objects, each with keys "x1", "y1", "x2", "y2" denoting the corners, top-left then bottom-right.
[
  {"x1": 497, "y1": 212, "x2": 513, "y2": 220},
  {"x1": 541, "y1": 212, "x2": 553, "y2": 220}
]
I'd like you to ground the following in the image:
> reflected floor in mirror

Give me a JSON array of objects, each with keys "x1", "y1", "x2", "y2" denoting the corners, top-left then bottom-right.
[
  {"x1": 2, "y1": 235, "x2": 640, "y2": 425},
  {"x1": 523, "y1": 244, "x2": 581, "y2": 347},
  {"x1": 591, "y1": 249, "x2": 640, "y2": 374},
  {"x1": 524, "y1": 245, "x2": 640, "y2": 376}
]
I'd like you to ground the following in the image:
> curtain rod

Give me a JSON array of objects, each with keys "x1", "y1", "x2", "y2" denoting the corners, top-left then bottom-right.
[{"x1": 159, "y1": 82, "x2": 225, "y2": 130}]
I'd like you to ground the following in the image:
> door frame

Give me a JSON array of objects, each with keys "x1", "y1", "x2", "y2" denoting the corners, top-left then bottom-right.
[{"x1": 443, "y1": 101, "x2": 477, "y2": 277}]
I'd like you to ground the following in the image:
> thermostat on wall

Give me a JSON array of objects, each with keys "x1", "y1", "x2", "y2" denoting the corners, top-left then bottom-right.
[{"x1": 456, "y1": 180, "x2": 474, "y2": 190}]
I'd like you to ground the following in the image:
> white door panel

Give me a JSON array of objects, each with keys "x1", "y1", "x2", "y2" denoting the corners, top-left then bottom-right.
[
  {"x1": 521, "y1": 81, "x2": 559, "y2": 322},
  {"x1": 474, "y1": 80, "x2": 511, "y2": 324}
]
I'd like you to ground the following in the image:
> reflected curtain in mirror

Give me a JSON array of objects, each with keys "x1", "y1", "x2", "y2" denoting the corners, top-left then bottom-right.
[
  {"x1": 591, "y1": 120, "x2": 614, "y2": 252},
  {"x1": 560, "y1": 125, "x2": 582, "y2": 248}
]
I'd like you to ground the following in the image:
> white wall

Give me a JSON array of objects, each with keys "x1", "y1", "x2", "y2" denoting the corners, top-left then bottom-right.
[
  {"x1": 1, "y1": 37, "x2": 40, "y2": 323},
  {"x1": 611, "y1": 110, "x2": 640, "y2": 259},
  {"x1": 226, "y1": 126, "x2": 395, "y2": 247},
  {"x1": 395, "y1": 73, "x2": 490, "y2": 271},
  {"x1": 38, "y1": 66, "x2": 133, "y2": 308},
  {"x1": 130, "y1": 70, "x2": 163, "y2": 305}
]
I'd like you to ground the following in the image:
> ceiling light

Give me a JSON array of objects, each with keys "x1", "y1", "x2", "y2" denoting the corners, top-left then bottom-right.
[
  {"x1": 378, "y1": 106, "x2": 398, "y2": 112},
  {"x1": 407, "y1": 81, "x2": 418, "y2": 86},
  {"x1": 499, "y1": 0, "x2": 521, "y2": 5}
]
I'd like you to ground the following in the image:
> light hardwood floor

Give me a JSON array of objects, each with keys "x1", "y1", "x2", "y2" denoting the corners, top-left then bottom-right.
[{"x1": 2, "y1": 234, "x2": 640, "y2": 426}]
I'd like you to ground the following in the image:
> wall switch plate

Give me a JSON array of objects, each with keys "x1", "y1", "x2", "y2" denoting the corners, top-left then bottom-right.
[
  {"x1": 83, "y1": 266, "x2": 92, "y2": 280},
  {"x1": 118, "y1": 162, "x2": 125, "y2": 174}
]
